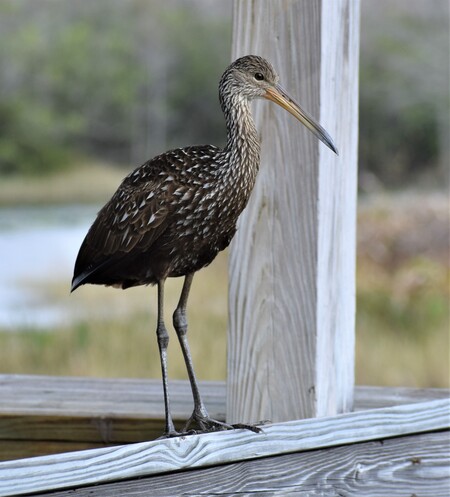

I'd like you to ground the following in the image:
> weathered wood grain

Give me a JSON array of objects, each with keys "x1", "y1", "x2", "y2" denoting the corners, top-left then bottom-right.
[
  {"x1": 228, "y1": 0, "x2": 360, "y2": 424},
  {"x1": 2, "y1": 375, "x2": 447, "y2": 418},
  {"x1": 0, "y1": 375, "x2": 224, "y2": 421},
  {"x1": 31, "y1": 431, "x2": 450, "y2": 497},
  {"x1": 0, "y1": 398, "x2": 448, "y2": 496}
]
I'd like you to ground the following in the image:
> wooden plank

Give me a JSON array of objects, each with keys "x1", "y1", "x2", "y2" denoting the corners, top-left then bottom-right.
[
  {"x1": 228, "y1": 0, "x2": 360, "y2": 423},
  {"x1": 31, "y1": 431, "x2": 450, "y2": 497},
  {"x1": 0, "y1": 375, "x2": 224, "y2": 419},
  {"x1": 1, "y1": 376, "x2": 447, "y2": 427},
  {"x1": 354, "y1": 385, "x2": 450, "y2": 411},
  {"x1": 0, "y1": 398, "x2": 448, "y2": 497},
  {"x1": 2, "y1": 375, "x2": 448, "y2": 418}
]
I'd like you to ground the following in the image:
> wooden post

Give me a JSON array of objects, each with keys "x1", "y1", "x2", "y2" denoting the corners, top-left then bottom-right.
[{"x1": 227, "y1": 0, "x2": 360, "y2": 423}]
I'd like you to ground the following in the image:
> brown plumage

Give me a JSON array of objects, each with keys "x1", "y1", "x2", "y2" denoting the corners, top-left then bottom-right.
[{"x1": 72, "y1": 55, "x2": 337, "y2": 437}]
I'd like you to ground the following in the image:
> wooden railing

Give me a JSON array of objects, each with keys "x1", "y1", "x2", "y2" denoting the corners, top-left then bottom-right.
[{"x1": 0, "y1": 375, "x2": 449, "y2": 496}]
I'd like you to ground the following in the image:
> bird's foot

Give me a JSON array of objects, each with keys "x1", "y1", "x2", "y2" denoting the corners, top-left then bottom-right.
[
  {"x1": 156, "y1": 417, "x2": 192, "y2": 439},
  {"x1": 157, "y1": 425, "x2": 185, "y2": 439},
  {"x1": 183, "y1": 409, "x2": 262, "y2": 434}
]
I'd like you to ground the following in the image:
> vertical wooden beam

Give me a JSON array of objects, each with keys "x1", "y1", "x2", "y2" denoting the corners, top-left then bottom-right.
[{"x1": 227, "y1": 0, "x2": 360, "y2": 423}]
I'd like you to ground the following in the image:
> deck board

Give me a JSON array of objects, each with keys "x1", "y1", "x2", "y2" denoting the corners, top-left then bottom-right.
[{"x1": 33, "y1": 431, "x2": 450, "y2": 497}]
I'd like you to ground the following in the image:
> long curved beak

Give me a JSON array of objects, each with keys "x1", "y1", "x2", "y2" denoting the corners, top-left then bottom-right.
[{"x1": 265, "y1": 85, "x2": 338, "y2": 155}]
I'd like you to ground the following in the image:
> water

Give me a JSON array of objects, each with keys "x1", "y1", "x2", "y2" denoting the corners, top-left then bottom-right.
[{"x1": 0, "y1": 205, "x2": 97, "y2": 329}]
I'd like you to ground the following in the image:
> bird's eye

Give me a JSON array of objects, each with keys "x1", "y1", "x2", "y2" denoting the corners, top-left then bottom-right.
[{"x1": 254, "y1": 72, "x2": 264, "y2": 81}]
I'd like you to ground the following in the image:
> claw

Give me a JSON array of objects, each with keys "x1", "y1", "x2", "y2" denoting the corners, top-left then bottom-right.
[
  {"x1": 183, "y1": 410, "x2": 262, "y2": 434},
  {"x1": 230, "y1": 422, "x2": 262, "y2": 434}
]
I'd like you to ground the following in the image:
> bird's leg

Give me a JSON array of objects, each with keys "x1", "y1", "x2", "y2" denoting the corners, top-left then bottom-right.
[
  {"x1": 173, "y1": 273, "x2": 260, "y2": 434},
  {"x1": 173, "y1": 273, "x2": 223, "y2": 432},
  {"x1": 156, "y1": 279, "x2": 179, "y2": 437}
]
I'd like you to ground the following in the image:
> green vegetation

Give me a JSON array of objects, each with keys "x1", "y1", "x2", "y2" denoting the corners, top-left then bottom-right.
[
  {"x1": 0, "y1": 1, "x2": 231, "y2": 176},
  {"x1": 0, "y1": 100, "x2": 70, "y2": 176},
  {"x1": 359, "y1": 1, "x2": 449, "y2": 188},
  {"x1": 0, "y1": 1, "x2": 448, "y2": 187}
]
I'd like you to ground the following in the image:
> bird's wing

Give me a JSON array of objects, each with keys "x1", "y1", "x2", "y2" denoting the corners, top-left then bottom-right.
[
  {"x1": 73, "y1": 161, "x2": 185, "y2": 285},
  {"x1": 78, "y1": 180, "x2": 176, "y2": 261},
  {"x1": 88, "y1": 183, "x2": 172, "y2": 255},
  {"x1": 72, "y1": 145, "x2": 220, "y2": 289}
]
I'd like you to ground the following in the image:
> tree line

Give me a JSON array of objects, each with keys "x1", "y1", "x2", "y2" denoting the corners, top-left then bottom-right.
[{"x1": 0, "y1": 0, "x2": 447, "y2": 189}]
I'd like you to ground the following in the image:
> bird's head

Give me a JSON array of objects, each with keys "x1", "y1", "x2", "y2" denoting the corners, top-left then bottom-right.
[{"x1": 220, "y1": 55, "x2": 338, "y2": 154}]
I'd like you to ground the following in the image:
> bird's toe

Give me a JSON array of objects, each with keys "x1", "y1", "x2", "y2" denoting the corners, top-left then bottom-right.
[{"x1": 183, "y1": 411, "x2": 262, "y2": 435}]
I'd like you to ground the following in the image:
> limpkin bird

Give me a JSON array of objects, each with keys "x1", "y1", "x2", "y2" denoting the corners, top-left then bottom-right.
[{"x1": 72, "y1": 55, "x2": 337, "y2": 437}]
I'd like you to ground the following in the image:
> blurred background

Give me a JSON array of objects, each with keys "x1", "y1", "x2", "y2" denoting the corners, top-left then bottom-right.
[{"x1": 0, "y1": 0, "x2": 448, "y2": 388}]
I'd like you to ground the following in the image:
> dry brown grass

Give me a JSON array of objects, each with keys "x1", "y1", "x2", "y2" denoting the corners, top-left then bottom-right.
[
  {"x1": 355, "y1": 191, "x2": 449, "y2": 387},
  {"x1": 0, "y1": 253, "x2": 229, "y2": 381},
  {"x1": 0, "y1": 162, "x2": 127, "y2": 206}
]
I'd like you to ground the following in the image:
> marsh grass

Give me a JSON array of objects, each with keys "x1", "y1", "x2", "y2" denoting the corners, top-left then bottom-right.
[
  {"x1": 355, "y1": 192, "x2": 449, "y2": 387},
  {"x1": 0, "y1": 191, "x2": 448, "y2": 388},
  {"x1": 0, "y1": 162, "x2": 127, "y2": 206},
  {"x1": 0, "y1": 253, "x2": 229, "y2": 380}
]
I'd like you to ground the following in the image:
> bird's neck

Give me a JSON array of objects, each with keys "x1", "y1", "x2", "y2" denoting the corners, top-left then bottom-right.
[{"x1": 222, "y1": 95, "x2": 261, "y2": 178}]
